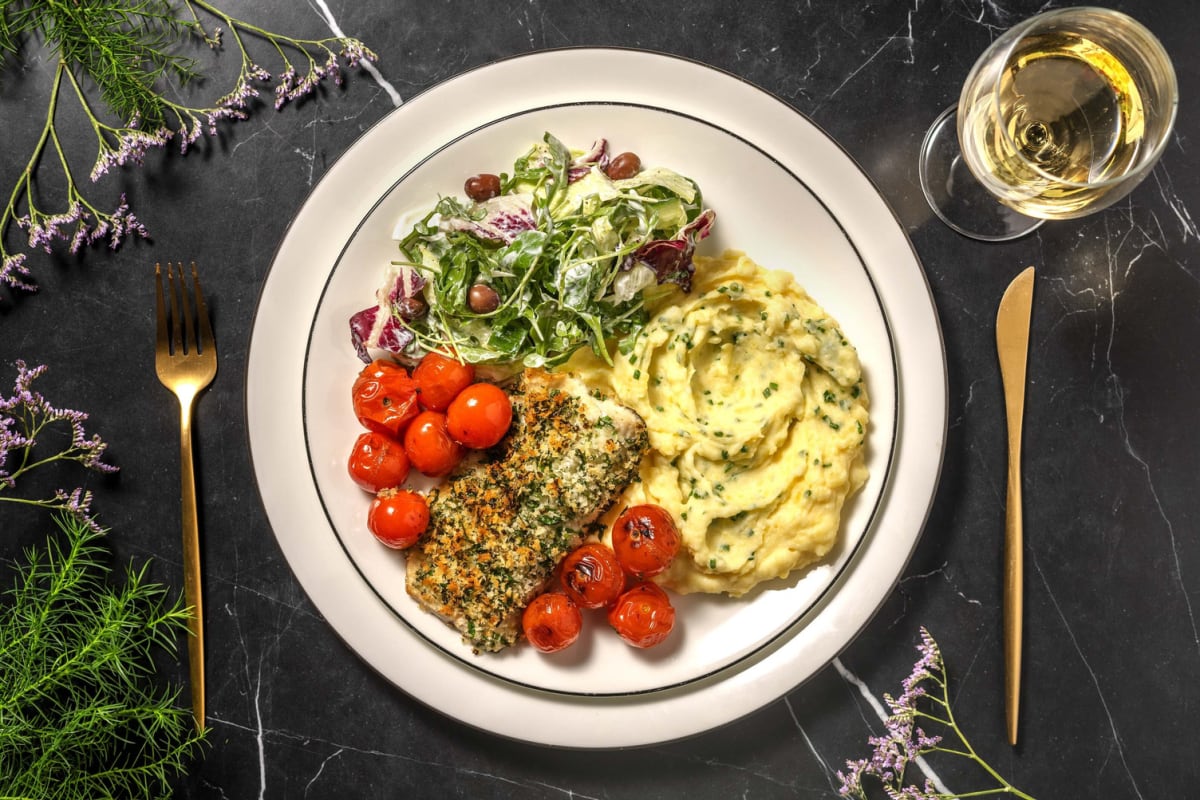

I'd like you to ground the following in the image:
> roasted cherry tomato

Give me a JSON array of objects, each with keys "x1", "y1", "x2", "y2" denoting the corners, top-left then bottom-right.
[
  {"x1": 611, "y1": 504, "x2": 681, "y2": 579},
  {"x1": 607, "y1": 582, "x2": 675, "y2": 648},
  {"x1": 403, "y1": 410, "x2": 464, "y2": 477},
  {"x1": 560, "y1": 543, "x2": 626, "y2": 610},
  {"x1": 352, "y1": 359, "x2": 419, "y2": 438},
  {"x1": 346, "y1": 431, "x2": 410, "y2": 493},
  {"x1": 522, "y1": 592, "x2": 583, "y2": 653},
  {"x1": 446, "y1": 382, "x2": 512, "y2": 449},
  {"x1": 412, "y1": 351, "x2": 475, "y2": 412},
  {"x1": 367, "y1": 488, "x2": 429, "y2": 549}
]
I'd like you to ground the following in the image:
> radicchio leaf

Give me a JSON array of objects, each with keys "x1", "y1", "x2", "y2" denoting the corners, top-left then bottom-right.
[
  {"x1": 682, "y1": 207, "x2": 716, "y2": 242},
  {"x1": 573, "y1": 138, "x2": 608, "y2": 167},
  {"x1": 348, "y1": 265, "x2": 426, "y2": 362},
  {"x1": 386, "y1": 264, "x2": 426, "y2": 307},
  {"x1": 568, "y1": 138, "x2": 608, "y2": 182},
  {"x1": 349, "y1": 305, "x2": 416, "y2": 363},
  {"x1": 349, "y1": 306, "x2": 378, "y2": 362},
  {"x1": 623, "y1": 208, "x2": 717, "y2": 293},
  {"x1": 350, "y1": 307, "x2": 415, "y2": 362},
  {"x1": 440, "y1": 194, "x2": 536, "y2": 244}
]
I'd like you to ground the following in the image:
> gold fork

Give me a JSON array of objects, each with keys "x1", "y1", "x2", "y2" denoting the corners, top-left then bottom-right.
[{"x1": 155, "y1": 261, "x2": 217, "y2": 731}]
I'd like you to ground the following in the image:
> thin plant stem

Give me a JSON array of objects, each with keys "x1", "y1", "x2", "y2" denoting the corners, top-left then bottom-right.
[{"x1": 0, "y1": 0, "x2": 376, "y2": 293}]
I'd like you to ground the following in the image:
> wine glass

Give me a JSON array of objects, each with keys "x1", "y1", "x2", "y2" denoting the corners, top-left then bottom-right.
[{"x1": 919, "y1": 7, "x2": 1178, "y2": 242}]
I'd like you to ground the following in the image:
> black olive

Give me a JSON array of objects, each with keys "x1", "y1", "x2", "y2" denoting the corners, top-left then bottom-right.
[
  {"x1": 467, "y1": 283, "x2": 500, "y2": 313},
  {"x1": 604, "y1": 152, "x2": 641, "y2": 180},
  {"x1": 396, "y1": 295, "x2": 427, "y2": 320},
  {"x1": 464, "y1": 173, "x2": 502, "y2": 202}
]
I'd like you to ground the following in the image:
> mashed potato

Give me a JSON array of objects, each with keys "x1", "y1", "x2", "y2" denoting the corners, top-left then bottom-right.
[{"x1": 567, "y1": 251, "x2": 869, "y2": 596}]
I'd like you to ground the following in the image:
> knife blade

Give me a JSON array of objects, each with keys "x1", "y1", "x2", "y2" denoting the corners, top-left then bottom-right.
[{"x1": 996, "y1": 265, "x2": 1035, "y2": 747}]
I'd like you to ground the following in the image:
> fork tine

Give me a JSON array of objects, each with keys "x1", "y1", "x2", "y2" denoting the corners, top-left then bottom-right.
[
  {"x1": 190, "y1": 262, "x2": 215, "y2": 354},
  {"x1": 155, "y1": 263, "x2": 170, "y2": 353},
  {"x1": 166, "y1": 262, "x2": 184, "y2": 355},
  {"x1": 176, "y1": 262, "x2": 196, "y2": 356}
]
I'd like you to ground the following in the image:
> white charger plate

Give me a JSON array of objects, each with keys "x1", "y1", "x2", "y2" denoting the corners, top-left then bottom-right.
[{"x1": 247, "y1": 48, "x2": 947, "y2": 747}]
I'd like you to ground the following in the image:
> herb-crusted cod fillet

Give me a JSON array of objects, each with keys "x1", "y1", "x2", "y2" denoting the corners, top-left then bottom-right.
[{"x1": 405, "y1": 369, "x2": 649, "y2": 652}]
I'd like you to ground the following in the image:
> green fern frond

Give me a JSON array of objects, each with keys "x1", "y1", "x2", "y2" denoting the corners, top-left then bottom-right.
[
  {"x1": 0, "y1": 513, "x2": 207, "y2": 799},
  {"x1": 4, "y1": 0, "x2": 202, "y2": 126}
]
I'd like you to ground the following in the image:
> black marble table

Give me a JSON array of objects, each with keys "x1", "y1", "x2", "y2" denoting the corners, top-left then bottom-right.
[{"x1": 2, "y1": 1, "x2": 1196, "y2": 797}]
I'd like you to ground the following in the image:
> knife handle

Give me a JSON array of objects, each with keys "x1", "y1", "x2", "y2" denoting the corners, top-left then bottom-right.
[{"x1": 1003, "y1": 456, "x2": 1022, "y2": 746}]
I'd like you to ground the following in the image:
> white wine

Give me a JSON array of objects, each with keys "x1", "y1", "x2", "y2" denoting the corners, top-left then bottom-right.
[{"x1": 957, "y1": 10, "x2": 1176, "y2": 220}]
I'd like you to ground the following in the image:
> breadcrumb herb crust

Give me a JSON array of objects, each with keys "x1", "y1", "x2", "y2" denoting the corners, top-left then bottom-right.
[{"x1": 406, "y1": 369, "x2": 648, "y2": 652}]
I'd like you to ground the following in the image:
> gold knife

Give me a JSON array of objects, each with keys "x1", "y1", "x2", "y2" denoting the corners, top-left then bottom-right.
[{"x1": 996, "y1": 265, "x2": 1035, "y2": 747}]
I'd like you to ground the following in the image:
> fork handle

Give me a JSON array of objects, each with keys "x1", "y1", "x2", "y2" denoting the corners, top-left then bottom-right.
[{"x1": 178, "y1": 394, "x2": 206, "y2": 731}]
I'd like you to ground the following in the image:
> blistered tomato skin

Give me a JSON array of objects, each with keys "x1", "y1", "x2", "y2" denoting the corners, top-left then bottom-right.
[
  {"x1": 560, "y1": 543, "x2": 626, "y2": 610},
  {"x1": 413, "y1": 351, "x2": 475, "y2": 412},
  {"x1": 522, "y1": 592, "x2": 583, "y2": 653},
  {"x1": 608, "y1": 582, "x2": 676, "y2": 648},
  {"x1": 611, "y1": 504, "x2": 682, "y2": 579},
  {"x1": 446, "y1": 383, "x2": 513, "y2": 449},
  {"x1": 367, "y1": 488, "x2": 429, "y2": 549},
  {"x1": 352, "y1": 359, "x2": 420, "y2": 438},
  {"x1": 404, "y1": 410, "x2": 464, "y2": 477},
  {"x1": 346, "y1": 431, "x2": 410, "y2": 493}
]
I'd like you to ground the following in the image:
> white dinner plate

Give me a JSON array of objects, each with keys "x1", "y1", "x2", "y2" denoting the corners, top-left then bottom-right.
[{"x1": 247, "y1": 48, "x2": 947, "y2": 748}]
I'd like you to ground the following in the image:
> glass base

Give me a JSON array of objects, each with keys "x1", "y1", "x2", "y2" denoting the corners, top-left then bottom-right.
[{"x1": 919, "y1": 105, "x2": 1044, "y2": 242}]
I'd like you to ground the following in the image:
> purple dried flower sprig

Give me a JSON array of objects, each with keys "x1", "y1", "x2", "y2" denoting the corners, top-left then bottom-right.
[
  {"x1": 0, "y1": 361, "x2": 118, "y2": 533},
  {"x1": 0, "y1": 0, "x2": 378, "y2": 294},
  {"x1": 837, "y1": 628, "x2": 1037, "y2": 800}
]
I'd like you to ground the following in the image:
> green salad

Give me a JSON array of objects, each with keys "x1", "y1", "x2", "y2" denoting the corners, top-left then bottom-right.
[{"x1": 350, "y1": 132, "x2": 715, "y2": 369}]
